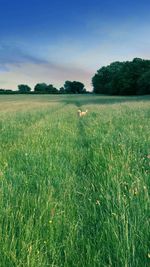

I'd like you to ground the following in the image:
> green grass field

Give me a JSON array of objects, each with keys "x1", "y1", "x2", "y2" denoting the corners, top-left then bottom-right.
[{"x1": 0, "y1": 94, "x2": 150, "y2": 267}]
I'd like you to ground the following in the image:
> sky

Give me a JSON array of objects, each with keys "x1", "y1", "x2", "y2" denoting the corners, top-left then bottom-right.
[{"x1": 0, "y1": 0, "x2": 150, "y2": 91}]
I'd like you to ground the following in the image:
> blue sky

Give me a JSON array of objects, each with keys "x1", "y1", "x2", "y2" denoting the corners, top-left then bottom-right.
[{"x1": 0, "y1": 0, "x2": 150, "y2": 90}]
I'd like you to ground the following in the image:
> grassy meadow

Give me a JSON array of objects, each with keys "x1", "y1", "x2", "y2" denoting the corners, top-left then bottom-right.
[{"x1": 0, "y1": 94, "x2": 150, "y2": 267}]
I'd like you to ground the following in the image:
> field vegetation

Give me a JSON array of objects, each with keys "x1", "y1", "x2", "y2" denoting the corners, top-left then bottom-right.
[{"x1": 0, "y1": 95, "x2": 149, "y2": 267}]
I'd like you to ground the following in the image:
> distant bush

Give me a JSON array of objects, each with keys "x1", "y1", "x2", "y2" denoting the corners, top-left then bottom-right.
[{"x1": 0, "y1": 89, "x2": 18, "y2": 94}]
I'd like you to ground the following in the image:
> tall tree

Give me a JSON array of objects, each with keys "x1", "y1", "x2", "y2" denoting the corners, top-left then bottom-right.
[
  {"x1": 64, "y1": 81, "x2": 85, "y2": 94},
  {"x1": 92, "y1": 58, "x2": 150, "y2": 95},
  {"x1": 46, "y1": 84, "x2": 58, "y2": 94},
  {"x1": 34, "y1": 83, "x2": 48, "y2": 93},
  {"x1": 59, "y1": 87, "x2": 65, "y2": 94},
  {"x1": 137, "y1": 71, "x2": 150, "y2": 95},
  {"x1": 18, "y1": 84, "x2": 31, "y2": 93}
]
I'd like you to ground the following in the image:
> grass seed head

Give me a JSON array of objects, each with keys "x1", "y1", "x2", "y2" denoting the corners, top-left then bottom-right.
[{"x1": 96, "y1": 200, "x2": 100, "y2": 205}]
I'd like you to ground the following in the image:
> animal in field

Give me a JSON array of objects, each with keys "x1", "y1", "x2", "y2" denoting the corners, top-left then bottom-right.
[{"x1": 77, "y1": 109, "x2": 88, "y2": 117}]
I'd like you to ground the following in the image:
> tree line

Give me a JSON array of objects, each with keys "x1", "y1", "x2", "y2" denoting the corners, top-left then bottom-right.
[
  {"x1": 0, "y1": 81, "x2": 88, "y2": 94},
  {"x1": 1, "y1": 58, "x2": 150, "y2": 95},
  {"x1": 92, "y1": 58, "x2": 150, "y2": 95}
]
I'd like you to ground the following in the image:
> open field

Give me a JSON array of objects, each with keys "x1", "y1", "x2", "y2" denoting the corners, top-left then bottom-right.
[{"x1": 0, "y1": 94, "x2": 150, "y2": 267}]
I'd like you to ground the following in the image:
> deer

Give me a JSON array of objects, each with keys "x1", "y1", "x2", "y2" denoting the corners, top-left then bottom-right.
[{"x1": 77, "y1": 109, "x2": 88, "y2": 117}]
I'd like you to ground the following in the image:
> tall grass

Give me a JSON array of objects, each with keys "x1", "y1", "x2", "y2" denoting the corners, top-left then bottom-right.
[{"x1": 0, "y1": 95, "x2": 149, "y2": 266}]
